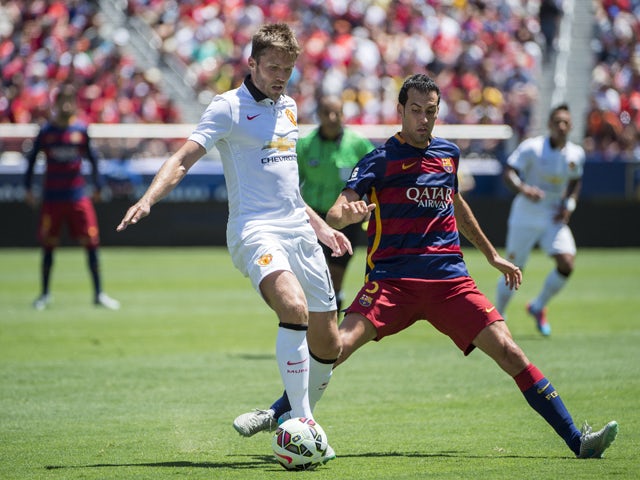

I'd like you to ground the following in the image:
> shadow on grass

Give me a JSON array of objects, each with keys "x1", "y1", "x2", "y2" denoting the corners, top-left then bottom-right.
[
  {"x1": 45, "y1": 455, "x2": 277, "y2": 471},
  {"x1": 231, "y1": 353, "x2": 275, "y2": 361},
  {"x1": 45, "y1": 450, "x2": 554, "y2": 471}
]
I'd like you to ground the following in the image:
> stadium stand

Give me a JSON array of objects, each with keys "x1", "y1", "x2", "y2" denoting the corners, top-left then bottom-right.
[
  {"x1": 583, "y1": 0, "x2": 640, "y2": 162},
  {"x1": 0, "y1": 0, "x2": 181, "y2": 124},
  {"x1": 2, "y1": 0, "x2": 541, "y2": 143},
  {"x1": 1, "y1": 0, "x2": 636, "y2": 164},
  {"x1": 122, "y1": 0, "x2": 543, "y2": 141}
]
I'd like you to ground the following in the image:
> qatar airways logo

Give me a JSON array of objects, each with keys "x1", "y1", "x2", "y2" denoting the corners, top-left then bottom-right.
[{"x1": 406, "y1": 186, "x2": 453, "y2": 209}]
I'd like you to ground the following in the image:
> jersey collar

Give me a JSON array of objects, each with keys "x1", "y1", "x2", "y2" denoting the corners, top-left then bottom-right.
[{"x1": 244, "y1": 75, "x2": 269, "y2": 102}]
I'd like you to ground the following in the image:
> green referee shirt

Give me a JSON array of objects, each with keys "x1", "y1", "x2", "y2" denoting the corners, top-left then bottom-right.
[{"x1": 297, "y1": 128, "x2": 375, "y2": 213}]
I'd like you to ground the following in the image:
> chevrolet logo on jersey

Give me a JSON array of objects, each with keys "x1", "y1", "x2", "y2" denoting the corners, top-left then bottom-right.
[
  {"x1": 543, "y1": 175, "x2": 564, "y2": 185},
  {"x1": 263, "y1": 136, "x2": 296, "y2": 152}
]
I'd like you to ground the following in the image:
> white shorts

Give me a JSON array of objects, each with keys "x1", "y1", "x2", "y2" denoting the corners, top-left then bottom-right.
[
  {"x1": 228, "y1": 225, "x2": 337, "y2": 312},
  {"x1": 505, "y1": 221, "x2": 576, "y2": 267}
]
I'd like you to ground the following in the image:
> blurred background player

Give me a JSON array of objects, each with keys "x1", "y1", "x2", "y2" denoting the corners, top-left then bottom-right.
[
  {"x1": 495, "y1": 104, "x2": 584, "y2": 335},
  {"x1": 297, "y1": 95, "x2": 375, "y2": 312},
  {"x1": 24, "y1": 83, "x2": 120, "y2": 310}
]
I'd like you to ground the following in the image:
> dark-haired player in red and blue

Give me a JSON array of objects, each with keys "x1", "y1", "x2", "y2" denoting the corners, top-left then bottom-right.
[
  {"x1": 236, "y1": 74, "x2": 618, "y2": 459},
  {"x1": 25, "y1": 84, "x2": 119, "y2": 311}
]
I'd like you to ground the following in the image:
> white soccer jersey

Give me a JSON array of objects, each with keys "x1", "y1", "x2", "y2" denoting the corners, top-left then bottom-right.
[
  {"x1": 189, "y1": 81, "x2": 308, "y2": 244},
  {"x1": 507, "y1": 135, "x2": 585, "y2": 226}
]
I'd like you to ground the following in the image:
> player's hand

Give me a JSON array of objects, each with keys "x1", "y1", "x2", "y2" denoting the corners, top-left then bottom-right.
[
  {"x1": 521, "y1": 184, "x2": 544, "y2": 202},
  {"x1": 317, "y1": 227, "x2": 353, "y2": 258},
  {"x1": 116, "y1": 201, "x2": 151, "y2": 232},
  {"x1": 340, "y1": 201, "x2": 376, "y2": 225},
  {"x1": 553, "y1": 207, "x2": 572, "y2": 224},
  {"x1": 491, "y1": 256, "x2": 522, "y2": 291}
]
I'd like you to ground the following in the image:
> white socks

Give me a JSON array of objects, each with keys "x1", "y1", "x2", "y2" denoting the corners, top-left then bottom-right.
[
  {"x1": 496, "y1": 275, "x2": 515, "y2": 315},
  {"x1": 276, "y1": 326, "x2": 311, "y2": 418},
  {"x1": 308, "y1": 355, "x2": 334, "y2": 412},
  {"x1": 530, "y1": 269, "x2": 568, "y2": 312},
  {"x1": 498, "y1": 268, "x2": 569, "y2": 315}
]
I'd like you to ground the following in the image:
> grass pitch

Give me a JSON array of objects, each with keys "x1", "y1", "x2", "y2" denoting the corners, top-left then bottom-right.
[{"x1": 1, "y1": 246, "x2": 638, "y2": 479}]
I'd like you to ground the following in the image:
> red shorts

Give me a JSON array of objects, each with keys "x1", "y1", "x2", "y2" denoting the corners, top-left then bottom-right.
[
  {"x1": 38, "y1": 197, "x2": 100, "y2": 248},
  {"x1": 344, "y1": 277, "x2": 503, "y2": 355}
]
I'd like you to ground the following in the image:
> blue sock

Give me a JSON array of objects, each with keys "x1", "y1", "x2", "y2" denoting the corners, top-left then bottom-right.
[
  {"x1": 270, "y1": 391, "x2": 291, "y2": 420},
  {"x1": 515, "y1": 364, "x2": 582, "y2": 455},
  {"x1": 522, "y1": 378, "x2": 582, "y2": 455}
]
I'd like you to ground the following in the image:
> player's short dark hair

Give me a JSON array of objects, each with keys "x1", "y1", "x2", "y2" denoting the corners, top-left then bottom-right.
[
  {"x1": 549, "y1": 103, "x2": 570, "y2": 119},
  {"x1": 398, "y1": 74, "x2": 441, "y2": 106},
  {"x1": 251, "y1": 23, "x2": 300, "y2": 62}
]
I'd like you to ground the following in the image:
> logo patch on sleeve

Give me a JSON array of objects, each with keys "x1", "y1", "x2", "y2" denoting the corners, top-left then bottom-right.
[{"x1": 257, "y1": 254, "x2": 273, "y2": 266}]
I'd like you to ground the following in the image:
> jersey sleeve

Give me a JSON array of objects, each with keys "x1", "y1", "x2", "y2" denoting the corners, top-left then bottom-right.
[
  {"x1": 188, "y1": 96, "x2": 233, "y2": 151},
  {"x1": 345, "y1": 147, "x2": 384, "y2": 198},
  {"x1": 506, "y1": 137, "x2": 535, "y2": 173}
]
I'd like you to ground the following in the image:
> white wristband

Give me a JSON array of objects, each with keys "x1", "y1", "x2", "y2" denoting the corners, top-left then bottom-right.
[{"x1": 564, "y1": 197, "x2": 577, "y2": 212}]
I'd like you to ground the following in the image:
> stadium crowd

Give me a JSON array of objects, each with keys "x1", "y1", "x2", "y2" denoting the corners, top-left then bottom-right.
[
  {"x1": 584, "y1": 0, "x2": 640, "y2": 162},
  {"x1": 1, "y1": 0, "x2": 637, "y2": 162},
  {"x1": 0, "y1": 0, "x2": 181, "y2": 124},
  {"x1": 124, "y1": 0, "x2": 543, "y2": 141},
  {"x1": 2, "y1": 0, "x2": 543, "y2": 137}
]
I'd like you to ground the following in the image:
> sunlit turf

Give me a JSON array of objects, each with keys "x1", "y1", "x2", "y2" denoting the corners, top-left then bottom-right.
[{"x1": 1, "y1": 247, "x2": 638, "y2": 479}]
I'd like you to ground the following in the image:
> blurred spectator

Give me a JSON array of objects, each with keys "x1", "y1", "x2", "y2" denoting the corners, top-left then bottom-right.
[{"x1": 538, "y1": 0, "x2": 564, "y2": 63}]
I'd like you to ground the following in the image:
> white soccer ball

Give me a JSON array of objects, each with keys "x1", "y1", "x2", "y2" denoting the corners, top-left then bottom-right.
[{"x1": 272, "y1": 417, "x2": 329, "y2": 470}]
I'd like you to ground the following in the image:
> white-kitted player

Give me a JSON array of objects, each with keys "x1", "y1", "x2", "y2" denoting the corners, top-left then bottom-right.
[
  {"x1": 117, "y1": 23, "x2": 349, "y2": 463},
  {"x1": 496, "y1": 103, "x2": 585, "y2": 336}
]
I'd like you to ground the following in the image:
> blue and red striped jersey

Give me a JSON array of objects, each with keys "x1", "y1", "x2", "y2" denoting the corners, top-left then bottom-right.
[
  {"x1": 345, "y1": 134, "x2": 469, "y2": 281},
  {"x1": 24, "y1": 122, "x2": 99, "y2": 202}
]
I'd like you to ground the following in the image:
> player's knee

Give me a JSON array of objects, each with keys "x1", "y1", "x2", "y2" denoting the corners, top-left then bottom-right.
[
  {"x1": 556, "y1": 258, "x2": 574, "y2": 277},
  {"x1": 325, "y1": 339, "x2": 342, "y2": 361},
  {"x1": 312, "y1": 330, "x2": 342, "y2": 360},
  {"x1": 275, "y1": 299, "x2": 309, "y2": 326}
]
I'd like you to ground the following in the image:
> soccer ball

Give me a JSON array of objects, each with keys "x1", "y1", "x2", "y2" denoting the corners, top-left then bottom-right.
[{"x1": 272, "y1": 417, "x2": 329, "y2": 470}]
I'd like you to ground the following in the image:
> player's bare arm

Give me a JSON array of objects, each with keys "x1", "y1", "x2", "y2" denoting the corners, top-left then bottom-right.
[
  {"x1": 306, "y1": 204, "x2": 353, "y2": 258},
  {"x1": 326, "y1": 189, "x2": 376, "y2": 230},
  {"x1": 454, "y1": 194, "x2": 522, "y2": 290},
  {"x1": 555, "y1": 178, "x2": 582, "y2": 223},
  {"x1": 116, "y1": 141, "x2": 205, "y2": 232}
]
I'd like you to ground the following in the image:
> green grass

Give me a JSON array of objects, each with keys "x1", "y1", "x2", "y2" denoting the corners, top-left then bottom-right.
[{"x1": 1, "y1": 247, "x2": 638, "y2": 479}]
